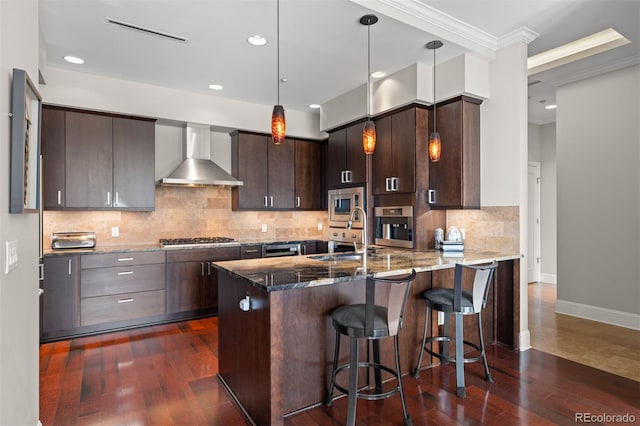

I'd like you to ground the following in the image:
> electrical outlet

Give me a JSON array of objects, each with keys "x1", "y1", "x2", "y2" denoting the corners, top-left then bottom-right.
[
  {"x1": 261, "y1": 224, "x2": 268, "y2": 233},
  {"x1": 317, "y1": 222, "x2": 323, "y2": 231},
  {"x1": 437, "y1": 311, "x2": 445, "y2": 326},
  {"x1": 4, "y1": 240, "x2": 18, "y2": 274},
  {"x1": 111, "y1": 227, "x2": 119, "y2": 237}
]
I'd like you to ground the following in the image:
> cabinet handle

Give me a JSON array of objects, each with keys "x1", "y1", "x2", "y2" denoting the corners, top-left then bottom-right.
[
  {"x1": 201, "y1": 262, "x2": 205, "y2": 276},
  {"x1": 302, "y1": 245, "x2": 306, "y2": 255},
  {"x1": 57, "y1": 190, "x2": 62, "y2": 205},
  {"x1": 270, "y1": 196, "x2": 274, "y2": 207},
  {"x1": 428, "y1": 189, "x2": 436, "y2": 204},
  {"x1": 385, "y1": 177, "x2": 391, "y2": 192},
  {"x1": 345, "y1": 170, "x2": 352, "y2": 183},
  {"x1": 264, "y1": 195, "x2": 269, "y2": 207},
  {"x1": 340, "y1": 170, "x2": 346, "y2": 183},
  {"x1": 118, "y1": 257, "x2": 134, "y2": 262},
  {"x1": 296, "y1": 196, "x2": 301, "y2": 208},
  {"x1": 115, "y1": 191, "x2": 119, "y2": 206},
  {"x1": 106, "y1": 191, "x2": 111, "y2": 206},
  {"x1": 207, "y1": 261, "x2": 212, "y2": 276},
  {"x1": 244, "y1": 249, "x2": 259, "y2": 253},
  {"x1": 68, "y1": 259, "x2": 72, "y2": 275},
  {"x1": 392, "y1": 177, "x2": 398, "y2": 192},
  {"x1": 117, "y1": 271, "x2": 133, "y2": 276},
  {"x1": 118, "y1": 298, "x2": 134, "y2": 304}
]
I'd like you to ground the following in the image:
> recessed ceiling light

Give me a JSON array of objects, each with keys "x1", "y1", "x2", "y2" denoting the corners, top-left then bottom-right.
[
  {"x1": 309, "y1": 104, "x2": 321, "y2": 109},
  {"x1": 371, "y1": 71, "x2": 386, "y2": 78},
  {"x1": 64, "y1": 55, "x2": 85, "y2": 65},
  {"x1": 247, "y1": 35, "x2": 268, "y2": 46},
  {"x1": 545, "y1": 104, "x2": 557, "y2": 110},
  {"x1": 528, "y1": 28, "x2": 630, "y2": 75},
  {"x1": 208, "y1": 84, "x2": 223, "y2": 90}
]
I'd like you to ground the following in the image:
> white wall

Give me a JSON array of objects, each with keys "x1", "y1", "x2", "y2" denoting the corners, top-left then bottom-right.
[
  {"x1": 40, "y1": 67, "x2": 324, "y2": 140},
  {"x1": 481, "y1": 42, "x2": 530, "y2": 349},
  {"x1": 540, "y1": 123, "x2": 557, "y2": 282},
  {"x1": 528, "y1": 122, "x2": 542, "y2": 162},
  {"x1": 556, "y1": 65, "x2": 640, "y2": 328},
  {"x1": 0, "y1": 1, "x2": 41, "y2": 424}
]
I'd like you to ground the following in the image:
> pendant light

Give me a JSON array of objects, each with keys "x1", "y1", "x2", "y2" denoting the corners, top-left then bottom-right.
[
  {"x1": 271, "y1": 0, "x2": 285, "y2": 144},
  {"x1": 360, "y1": 14, "x2": 378, "y2": 155},
  {"x1": 426, "y1": 40, "x2": 443, "y2": 162}
]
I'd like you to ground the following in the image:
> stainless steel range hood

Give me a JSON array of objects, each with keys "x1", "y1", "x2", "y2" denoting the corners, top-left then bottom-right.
[{"x1": 160, "y1": 123, "x2": 243, "y2": 187}]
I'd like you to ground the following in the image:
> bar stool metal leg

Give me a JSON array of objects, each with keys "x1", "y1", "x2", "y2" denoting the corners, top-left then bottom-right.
[
  {"x1": 346, "y1": 336, "x2": 359, "y2": 426},
  {"x1": 478, "y1": 313, "x2": 493, "y2": 382},
  {"x1": 325, "y1": 329, "x2": 341, "y2": 406},
  {"x1": 455, "y1": 313, "x2": 466, "y2": 398},
  {"x1": 394, "y1": 335, "x2": 412, "y2": 426},
  {"x1": 412, "y1": 305, "x2": 430, "y2": 378}
]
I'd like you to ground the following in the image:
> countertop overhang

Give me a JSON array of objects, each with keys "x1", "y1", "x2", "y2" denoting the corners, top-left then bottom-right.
[{"x1": 212, "y1": 248, "x2": 522, "y2": 292}]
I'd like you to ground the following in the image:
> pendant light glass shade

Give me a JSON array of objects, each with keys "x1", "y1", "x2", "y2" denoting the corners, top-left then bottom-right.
[
  {"x1": 271, "y1": 0, "x2": 285, "y2": 144},
  {"x1": 360, "y1": 14, "x2": 378, "y2": 155},
  {"x1": 426, "y1": 40, "x2": 443, "y2": 162},
  {"x1": 428, "y1": 131, "x2": 441, "y2": 162},
  {"x1": 363, "y1": 119, "x2": 376, "y2": 154}
]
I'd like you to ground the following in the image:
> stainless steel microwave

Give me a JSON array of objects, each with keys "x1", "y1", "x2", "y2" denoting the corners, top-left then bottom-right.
[{"x1": 328, "y1": 187, "x2": 365, "y2": 229}]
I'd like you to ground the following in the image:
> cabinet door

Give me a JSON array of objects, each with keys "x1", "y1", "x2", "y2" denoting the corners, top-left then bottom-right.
[
  {"x1": 232, "y1": 133, "x2": 269, "y2": 209},
  {"x1": 345, "y1": 122, "x2": 367, "y2": 184},
  {"x1": 326, "y1": 129, "x2": 346, "y2": 188},
  {"x1": 112, "y1": 117, "x2": 155, "y2": 210},
  {"x1": 391, "y1": 108, "x2": 416, "y2": 193},
  {"x1": 42, "y1": 256, "x2": 80, "y2": 335},
  {"x1": 65, "y1": 111, "x2": 113, "y2": 208},
  {"x1": 294, "y1": 140, "x2": 322, "y2": 209},
  {"x1": 372, "y1": 115, "x2": 392, "y2": 195},
  {"x1": 268, "y1": 138, "x2": 295, "y2": 208},
  {"x1": 429, "y1": 98, "x2": 480, "y2": 209},
  {"x1": 41, "y1": 108, "x2": 67, "y2": 209},
  {"x1": 166, "y1": 260, "x2": 215, "y2": 313}
]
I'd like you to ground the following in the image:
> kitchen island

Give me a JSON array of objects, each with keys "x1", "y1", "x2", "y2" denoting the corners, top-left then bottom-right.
[{"x1": 213, "y1": 248, "x2": 521, "y2": 426}]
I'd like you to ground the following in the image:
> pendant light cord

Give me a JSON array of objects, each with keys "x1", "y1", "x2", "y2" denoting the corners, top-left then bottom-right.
[
  {"x1": 276, "y1": 0, "x2": 280, "y2": 105},
  {"x1": 367, "y1": 23, "x2": 371, "y2": 117},
  {"x1": 432, "y1": 46, "x2": 436, "y2": 132}
]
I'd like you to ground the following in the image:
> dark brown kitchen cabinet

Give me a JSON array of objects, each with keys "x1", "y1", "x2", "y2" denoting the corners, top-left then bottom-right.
[
  {"x1": 166, "y1": 246, "x2": 240, "y2": 314},
  {"x1": 326, "y1": 121, "x2": 367, "y2": 188},
  {"x1": 428, "y1": 96, "x2": 481, "y2": 209},
  {"x1": 372, "y1": 107, "x2": 423, "y2": 195},
  {"x1": 41, "y1": 255, "x2": 80, "y2": 340},
  {"x1": 300, "y1": 241, "x2": 318, "y2": 255},
  {"x1": 231, "y1": 131, "x2": 295, "y2": 210},
  {"x1": 80, "y1": 251, "x2": 166, "y2": 326},
  {"x1": 41, "y1": 106, "x2": 155, "y2": 211},
  {"x1": 294, "y1": 140, "x2": 322, "y2": 209}
]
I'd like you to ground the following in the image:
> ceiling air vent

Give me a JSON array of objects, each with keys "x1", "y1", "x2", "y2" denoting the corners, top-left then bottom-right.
[{"x1": 105, "y1": 18, "x2": 188, "y2": 43}]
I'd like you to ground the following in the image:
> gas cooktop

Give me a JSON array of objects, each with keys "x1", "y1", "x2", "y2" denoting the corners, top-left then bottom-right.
[{"x1": 160, "y1": 236, "x2": 235, "y2": 248}]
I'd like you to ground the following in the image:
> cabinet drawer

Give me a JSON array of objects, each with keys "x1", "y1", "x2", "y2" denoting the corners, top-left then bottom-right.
[
  {"x1": 166, "y1": 246, "x2": 241, "y2": 263},
  {"x1": 81, "y1": 251, "x2": 165, "y2": 269},
  {"x1": 81, "y1": 264, "x2": 165, "y2": 298},
  {"x1": 241, "y1": 245, "x2": 262, "y2": 259},
  {"x1": 81, "y1": 290, "x2": 165, "y2": 326}
]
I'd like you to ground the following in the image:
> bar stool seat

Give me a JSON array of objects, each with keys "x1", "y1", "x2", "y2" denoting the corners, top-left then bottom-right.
[
  {"x1": 412, "y1": 261, "x2": 498, "y2": 398},
  {"x1": 326, "y1": 270, "x2": 416, "y2": 426}
]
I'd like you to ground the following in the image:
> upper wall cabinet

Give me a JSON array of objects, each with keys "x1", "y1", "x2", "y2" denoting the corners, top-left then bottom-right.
[
  {"x1": 41, "y1": 106, "x2": 156, "y2": 211},
  {"x1": 294, "y1": 139, "x2": 323, "y2": 210},
  {"x1": 326, "y1": 121, "x2": 367, "y2": 188},
  {"x1": 428, "y1": 96, "x2": 481, "y2": 209},
  {"x1": 372, "y1": 107, "x2": 427, "y2": 195}
]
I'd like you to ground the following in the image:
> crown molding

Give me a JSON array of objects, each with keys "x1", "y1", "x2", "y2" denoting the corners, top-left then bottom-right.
[
  {"x1": 350, "y1": 0, "x2": 498, "y2": 59},
  {"x1": 550, "y1": 54, "x2": 640, "y2": 87},
  {"x1": 497, "y1": 27, "x2": 539, "y2": 49}
]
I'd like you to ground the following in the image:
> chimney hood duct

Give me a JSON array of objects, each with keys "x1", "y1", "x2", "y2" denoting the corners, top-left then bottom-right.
[{"x1": 160, "y1": 123, "x2": 243, "y2": 187}]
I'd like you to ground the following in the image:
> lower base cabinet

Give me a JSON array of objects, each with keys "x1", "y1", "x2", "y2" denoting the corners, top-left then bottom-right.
[{"x1": 41, "y1": 255, "x2": 80, "y2": 340}]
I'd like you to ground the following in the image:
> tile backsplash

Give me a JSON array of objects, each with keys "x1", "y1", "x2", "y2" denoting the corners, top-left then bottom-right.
[
  {"x1": 446, "y1": 206, "x2": 520, "y2": 253},
  {"x1": 43, "y1": 186, "x2": 328, "y2": 248}
]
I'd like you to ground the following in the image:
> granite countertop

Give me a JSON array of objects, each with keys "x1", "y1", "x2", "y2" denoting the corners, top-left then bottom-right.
[
  {"x1": 212, "y1": 247, "x2": 522, "y2": 292},
  {"x1": 42, "y1": 239, "x2": 325, "y2": 257}
]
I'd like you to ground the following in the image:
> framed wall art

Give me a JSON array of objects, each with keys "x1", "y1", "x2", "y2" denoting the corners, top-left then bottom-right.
[{"x1": 9, "y1": 68, "x2": 42, "y2": 214}]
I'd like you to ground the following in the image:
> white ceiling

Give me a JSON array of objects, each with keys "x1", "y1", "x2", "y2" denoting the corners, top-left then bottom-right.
[{"x1": 39, "y1": 0, "x2": 639, "y2": 126}]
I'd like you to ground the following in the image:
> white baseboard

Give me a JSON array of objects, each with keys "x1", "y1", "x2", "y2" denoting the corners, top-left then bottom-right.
[
  {"x1": 518, "y1": 329, "x2": 531, "y2": 351},
  {"x1": 555, "y1": 299, "x2": 640, "y2": 330},
  {"x1": 540, "y1": 273, "x2": 557, "y2": 284}
]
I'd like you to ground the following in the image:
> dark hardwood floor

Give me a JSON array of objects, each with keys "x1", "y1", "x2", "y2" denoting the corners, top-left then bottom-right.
[{"x1": 40, "y1": 318, "x2": 640, "y2": 425}]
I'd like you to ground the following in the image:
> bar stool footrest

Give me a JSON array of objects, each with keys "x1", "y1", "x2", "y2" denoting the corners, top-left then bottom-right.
[
  {"x1": 421, "y1": 336, "x2": 485, "y2": 364},
  {"x1": 330, "y1": 361, "x2": 401, "y2": 401}
]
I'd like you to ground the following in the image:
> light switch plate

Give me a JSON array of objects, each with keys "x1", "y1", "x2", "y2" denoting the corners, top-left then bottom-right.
[
  {"x1": 317, "y1": 222, "x2": 323, "y2": 230},
  {"x1": 261, "y1": 224, "x2": 268, "y2": 233},
  {"x1": 111, "y1": 227, "x2": 119, "y2": 237},
  {"x1": 4, "y1": 240, "x2": 18, "y2": 274}
]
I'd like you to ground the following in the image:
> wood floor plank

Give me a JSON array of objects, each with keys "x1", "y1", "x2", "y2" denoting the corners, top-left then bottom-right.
[{"x1": 40, "y1": 318, "x2": 640, "y2": 426}]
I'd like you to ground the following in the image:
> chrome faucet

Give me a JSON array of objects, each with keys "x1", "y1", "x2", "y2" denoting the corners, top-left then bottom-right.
[{"x1": 347, "y1": 206, "x2": 367, "y2": 256}]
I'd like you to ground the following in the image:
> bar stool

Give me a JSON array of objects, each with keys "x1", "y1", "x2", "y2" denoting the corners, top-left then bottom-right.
[
  {"x1": 325, "y1": 270, "x2": 417, "y2": 426},
  {"x1": 411, "y1": 261, "x2": 498, "y2": 398}
]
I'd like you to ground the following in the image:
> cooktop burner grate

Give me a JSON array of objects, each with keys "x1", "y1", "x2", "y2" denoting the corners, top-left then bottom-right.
[{"x1": 160, "y1": 236, "x2": 235, "y2": 246}]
